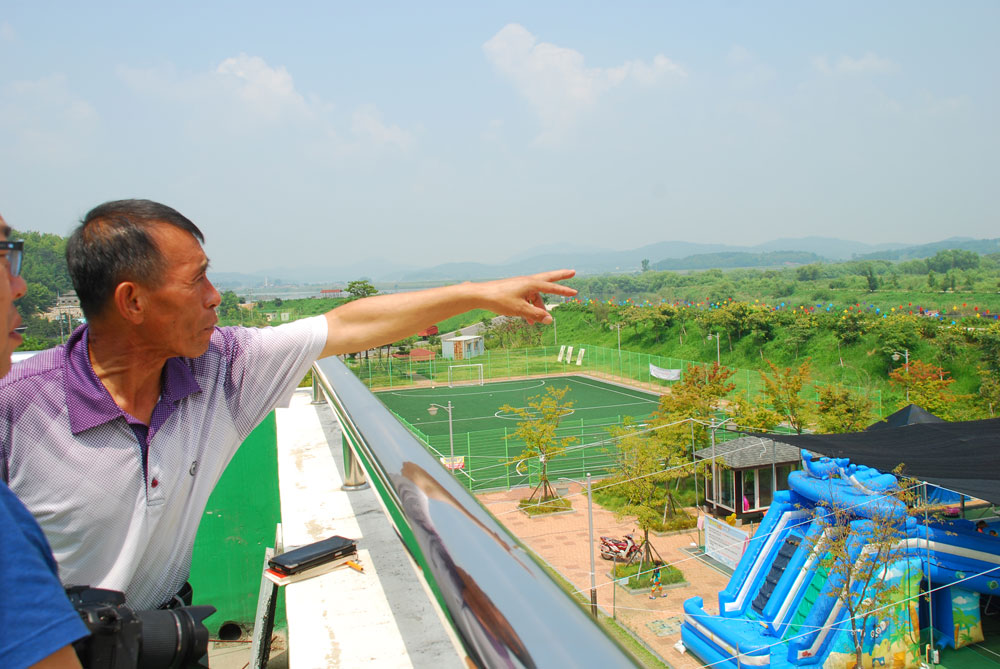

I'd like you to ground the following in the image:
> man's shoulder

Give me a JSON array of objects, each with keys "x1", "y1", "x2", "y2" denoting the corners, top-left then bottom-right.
[{"x1": 0, "y1": 348, "x2": 65, "y2": 390}]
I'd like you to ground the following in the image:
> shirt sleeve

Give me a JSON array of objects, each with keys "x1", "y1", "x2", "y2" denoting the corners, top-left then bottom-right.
[
  {"x1": 0, "y1": 484, "x2": 89, "y2": 668},
  {"x1": 220, "y1": 315, "x2": 329, "y2": 440}
]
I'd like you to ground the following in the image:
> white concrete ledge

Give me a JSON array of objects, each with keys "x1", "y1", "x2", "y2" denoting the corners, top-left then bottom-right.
[{"x1": 275, "y1": 389, "x2": 463, "y2": 668}]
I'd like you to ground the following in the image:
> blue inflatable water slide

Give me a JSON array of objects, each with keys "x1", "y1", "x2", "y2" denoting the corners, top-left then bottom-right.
[{"x1": 681, "y1": 451, "x2": 1000, "y2": 668}]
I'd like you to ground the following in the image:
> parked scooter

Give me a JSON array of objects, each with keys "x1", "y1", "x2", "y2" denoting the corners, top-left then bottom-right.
[{"x1": 599, "y1": 533, "x2": 641, "y2": 561}]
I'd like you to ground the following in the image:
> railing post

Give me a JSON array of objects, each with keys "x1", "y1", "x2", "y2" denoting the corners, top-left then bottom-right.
[
  {"x1": 341, "y1": 434, "x2": 369, "y2": 490},
  {"x1": 311, "y1": 371, "x2": 324, "y2": 404}
]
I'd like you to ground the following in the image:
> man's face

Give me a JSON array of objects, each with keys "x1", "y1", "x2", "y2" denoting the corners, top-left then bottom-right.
[
  {"x1": 0, "y1": 216, "x2": 27, "y2": 377},
  {"x1": 139, "y1": 223, "x2": 221, "y2": 359}
]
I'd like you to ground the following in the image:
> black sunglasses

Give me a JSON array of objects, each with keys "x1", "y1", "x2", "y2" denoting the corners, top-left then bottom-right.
[{"x1": 0, "y1": 241, "x2": 23, "y2": 277}]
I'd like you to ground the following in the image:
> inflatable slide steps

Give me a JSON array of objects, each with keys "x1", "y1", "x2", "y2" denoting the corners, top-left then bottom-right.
[
  {"x1": 751, "y1": 533, "x2": 803, "y2": 615},
  {"x1": 719, "y1": 498, "x2": 811, "y2": 618},
  {"x1": 782, "y1": 564, "x2": 829, "y2": 643}
]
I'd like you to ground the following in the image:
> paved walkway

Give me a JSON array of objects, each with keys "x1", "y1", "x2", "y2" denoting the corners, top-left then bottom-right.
[{"x1": 478, "y1": 483, "x2": 732, "y2": 669}]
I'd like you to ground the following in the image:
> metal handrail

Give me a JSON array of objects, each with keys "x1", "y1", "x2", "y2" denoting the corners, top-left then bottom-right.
[{"x1": 312, "y1": 357, "x2": 637, "y2": 668}]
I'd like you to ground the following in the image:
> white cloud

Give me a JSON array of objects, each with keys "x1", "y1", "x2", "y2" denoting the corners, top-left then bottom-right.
[
  {"x1": 483, "y1": 23, "x2": 685, "y2": 140},
  {"x1": 351, "y1": 104, "x2": 413, "y2": 149},
  {"x1": 726, "y1": 45, "x2": 776, "y2": 89},
  {"x1": 728, "y1": 45, "x2": 752, "y2": 66},
  {"x1": 118, "y1": 55, "x2": 412, "y2": 157},
  {"x1": 813, "y1": 52, "x2": 898, "y2": 76},
  {"x1": 0, "y1": 74, "x2": 98, "y2": 165},
  {"x1": 215, "y1": 53, "x2": 310, "y2": 121},
  {"x1": 924, "y1": 93, "x2": 972, "y2": 116},
  {"x1": 0, "y1": 21, "x2": 16, "y2": 44}
]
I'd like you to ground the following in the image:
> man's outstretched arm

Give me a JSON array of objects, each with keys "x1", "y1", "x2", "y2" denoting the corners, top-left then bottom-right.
[{"x1": 321, "y1": 269, "x2": 576, "y2": 358}]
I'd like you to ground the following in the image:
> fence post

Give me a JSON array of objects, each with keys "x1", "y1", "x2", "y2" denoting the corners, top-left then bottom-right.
[
  {"x1": 388, "y1": 354, "x2": 393, "y2": 388},
  {"x1": 505, "y1": 433, "x2": 510, "y2": 490},
  {"x1": 466, "y1": 433, "x2": 473, "y2": 492}
]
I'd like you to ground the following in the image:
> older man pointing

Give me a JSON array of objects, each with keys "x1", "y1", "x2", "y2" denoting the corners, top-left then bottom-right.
[{"x1": 1, "y1": 199, "x2": 575, "y2": 610}]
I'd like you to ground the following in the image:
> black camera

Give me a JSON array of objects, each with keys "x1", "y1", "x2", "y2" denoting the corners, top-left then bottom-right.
[{"x1": 66, "y1": 585, "x2": 216, "y2": 669}]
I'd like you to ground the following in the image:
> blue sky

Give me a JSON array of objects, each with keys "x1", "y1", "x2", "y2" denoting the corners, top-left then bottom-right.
[{"x1": 1, "y1": 2, "x2": 996, "y2": 275}]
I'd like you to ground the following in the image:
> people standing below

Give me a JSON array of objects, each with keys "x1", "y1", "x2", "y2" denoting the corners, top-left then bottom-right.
[
  {"x1": 0, "y1": 214, "x2": 89, "y2": 669},
  {"x1": 1, "y1": 199, "x2": 577, "y2": 610},
  {"x1": 649, "y1": 565, "x2": 665, "y2": 600}
]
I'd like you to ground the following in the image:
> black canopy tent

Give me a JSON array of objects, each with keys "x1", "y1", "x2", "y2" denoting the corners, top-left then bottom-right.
[
  {"x1": 756, "y1": 414, "x2": 1000, "y2": 504},
  {"x1": 866, "y1": 404, "x2": 944, "y2": 430}
]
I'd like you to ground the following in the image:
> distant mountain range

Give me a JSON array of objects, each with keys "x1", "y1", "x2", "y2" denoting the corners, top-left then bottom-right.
[
  {"x1": 208, "y1": 236, "x2": 1000, "y2": 289},
  {"x1": 853, "y1": 237, "x2": 1000, "y2": 261}
]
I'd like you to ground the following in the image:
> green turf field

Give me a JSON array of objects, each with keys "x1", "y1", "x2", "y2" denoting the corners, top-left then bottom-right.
[{"x1": 375, "y1": 375, "x2": 662, "y2": 492}]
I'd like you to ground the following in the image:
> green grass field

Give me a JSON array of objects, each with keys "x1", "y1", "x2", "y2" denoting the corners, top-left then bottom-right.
[{"x1": 375, "y1": 374, "x2": 662, "y2": 492}]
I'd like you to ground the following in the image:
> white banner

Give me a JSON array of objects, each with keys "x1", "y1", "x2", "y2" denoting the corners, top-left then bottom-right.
[
  {"x1": 704, "y1": 515, "x2": 749, "y2": 570},
  {"x1": 649, "y1": 364, "x2": 681, "y2": 381}
]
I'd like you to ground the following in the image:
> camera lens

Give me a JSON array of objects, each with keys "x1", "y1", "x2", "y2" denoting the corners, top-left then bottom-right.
[{"x1": 136, "y1": 605, "x2": 215, "y2": 668}]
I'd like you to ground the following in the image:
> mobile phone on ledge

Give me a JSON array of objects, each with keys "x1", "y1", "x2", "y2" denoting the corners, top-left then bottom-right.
[{"x1": 268, "y1": 535, "x2": 358, "y2": 575}]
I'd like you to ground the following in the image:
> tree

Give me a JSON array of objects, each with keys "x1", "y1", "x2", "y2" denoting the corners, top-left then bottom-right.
[
  {"x1": 647, "y1": 304, "x2": 677, "y2": 343},
  {"x1": 346, "y1": 279, "x2": 378, "y2": 300},
  {"x1": 392, "y1": 334, "x2": 417, "y2": 354},
  {"x1": 875, "y1": 316, "x2": 919, "y2": 365},
  {"x1": 604, "y1": 420, "x2": 672, "y2": 567},
  {"x1": 618, "y1": 304, "x2": 648, "y2": 335},
  {"x1": 641, "y1": 258, "x2": 650, "y2": 272},
  {"x1": 888, "y1": 359, "x2": 959, "y2": 418},
  {"x1": 807, "y1": 466, "x2": 919, "y2": 669},
  {"x1": 865, "y1": 266, "x2": 879, "y2": 292},
  {"x1": 501, "y1": 386, "x2": 576, "y2": 503},
  {"x1": 731, "y1": 403, "x2": 781, "y2": 433},
  {"x1": 784, "y1": 313, "x2": 816, "y2": 358},
  {"x1": 815, "y1": 384, "x2": 874, "y2": 433},
  {"x1": 652, "y1": 362, "x2": 736, "y2": 453},
  {"x1": 977, "y1": 365, "x2": 1000, "y2": 417},
  {"x1": 217, "y1": 290, "x2": 241, "y2": 322},
  {"x1": 759, "y1": 359, "x2": 812, "y2": 433},
  {"x1": 485, "y1": 317, "x2": 541, "y2": 349}
]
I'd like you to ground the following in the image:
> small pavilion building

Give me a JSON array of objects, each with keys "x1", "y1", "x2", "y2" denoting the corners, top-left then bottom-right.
[{"x1": 695, "y1": 436, "x2": 802, "y2": 522}]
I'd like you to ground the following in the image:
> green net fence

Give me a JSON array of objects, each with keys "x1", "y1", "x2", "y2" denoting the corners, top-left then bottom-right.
[
  {"x1": 390, "y1": 412, "x2": 626, "y2": 493},
  {"x1": 349, "y1": 346, "x2": 873, "y2": 493},
  {"x1": 348, "y1": 344, "x2": 882, "y2": 416}
]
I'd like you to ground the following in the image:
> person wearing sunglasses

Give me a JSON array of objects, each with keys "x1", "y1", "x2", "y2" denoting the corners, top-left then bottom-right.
[
  {"x1": 0, "y1": 215, "x2": 88, "y2": 669},
  {"x1": 0, "y1": 199, "x2": 576, "y2": 612}
]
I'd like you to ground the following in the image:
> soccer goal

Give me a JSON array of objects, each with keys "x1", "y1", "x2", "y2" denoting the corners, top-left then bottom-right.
[{"x1": 448, "y1": 363, "x2": 484, "y2": 388}]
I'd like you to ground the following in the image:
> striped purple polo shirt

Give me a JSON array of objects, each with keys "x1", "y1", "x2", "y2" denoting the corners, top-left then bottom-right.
[{"x1": 1, "y1": 316, "x2": 327, "y2": 609}]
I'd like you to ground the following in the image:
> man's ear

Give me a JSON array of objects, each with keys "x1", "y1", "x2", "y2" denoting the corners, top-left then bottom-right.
[{"x1": 113, "y1": 281, "x2": 146, "y2": 325}]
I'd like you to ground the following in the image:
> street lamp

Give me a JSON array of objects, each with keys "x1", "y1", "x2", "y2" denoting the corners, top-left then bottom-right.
[
  {"x1": 706, "y1": 333, "x2": 720, "y2": 366},
  {"x1": 891, "y1": 349, "x2": 910, "y2": 402},
  {"x1": 559, "y1": 475, "x2": 598, "y2": 618},
  {"x1": 614, "y1": 322, "x2": 622, "y2": 375},
  {"x1": 696, "y1": 416, "x2": 736, "y2": 513},
  {"x1": 427, "y1": 401, "x2": 455, "y2": 464}
]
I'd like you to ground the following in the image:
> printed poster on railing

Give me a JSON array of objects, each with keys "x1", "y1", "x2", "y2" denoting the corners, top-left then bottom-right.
[
  {"x1": 704, "y1": 515, "x2": 749, "y2": 570},
  {"x1": 649, "y1": 364, "x2": 681, "y2": 381}
]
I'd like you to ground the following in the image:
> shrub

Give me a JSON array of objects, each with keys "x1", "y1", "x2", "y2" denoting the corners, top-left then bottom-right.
[
  {"x1": 518, "y1": 496, "x2": 572, "y2": 516},
  {"x1": 613, "y1": 562, "x2": 684, "y2": 589}
]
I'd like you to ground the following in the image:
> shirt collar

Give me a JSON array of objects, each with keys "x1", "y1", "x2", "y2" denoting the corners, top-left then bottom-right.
[{"x1": 65, "y1": 325, "x2": 202, "y2": 435}]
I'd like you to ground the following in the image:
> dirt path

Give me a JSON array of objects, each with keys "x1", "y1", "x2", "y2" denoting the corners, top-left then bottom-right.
[{"x1": 478, "y1": 482, "x2": 731, "y2": 668}]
